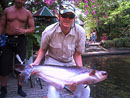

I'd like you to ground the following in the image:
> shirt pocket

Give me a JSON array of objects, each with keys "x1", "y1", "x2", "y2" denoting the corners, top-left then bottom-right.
[
  {"x1": 49, "y1": 42, "x2": 62, "y2": 56},
  {"x1": 66, "y1": 44, "x2": 75, "y2": 58}
]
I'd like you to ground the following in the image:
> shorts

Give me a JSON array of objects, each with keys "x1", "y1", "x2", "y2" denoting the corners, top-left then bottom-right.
[
  {"x1": 0, "y1": 34, "x2": 27, "y2": 76},
  {"x1": 92, "y1": 35, "x2": 96, "y2": 41}
]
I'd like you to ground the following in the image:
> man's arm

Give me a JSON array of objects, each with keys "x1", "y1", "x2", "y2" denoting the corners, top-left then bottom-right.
[
  {"x1": 24, "y1": 11, "x2": 35, "y2": 34},
  {"x1": 0, "y1": 9, "x2": 7, "y2": 36},
  {"x1": 17, "y1": 10, "x2": 35, "y2": 35},
  {"x1": 30, "y1": 48, "x2": 47, "y2": 67},
  {"x1": 15, "y1": 10, "x2": 35, "y2": 35},
  {"x1": 73, "y1": 50, "x2": 83, "y2": 67}
]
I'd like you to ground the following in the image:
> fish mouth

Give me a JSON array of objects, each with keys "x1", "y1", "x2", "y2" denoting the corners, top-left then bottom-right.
[
  {"x1": 101, "y1": 71, "x2": 108, "y2": 80},
  {"x1": 102, "y1": 71, "x2": 108, "y2": 76},
  {"x1": 95, "y1": 71, "x2": 108, "y2": 81}
]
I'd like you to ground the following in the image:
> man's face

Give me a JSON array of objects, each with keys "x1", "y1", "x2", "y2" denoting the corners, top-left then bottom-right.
[
  {"x1": 15, "y1": 0, "x2": 26, "y2": 8},
  {"x1": 59, "y1": 12, "x2": 75, "y2": 28}
]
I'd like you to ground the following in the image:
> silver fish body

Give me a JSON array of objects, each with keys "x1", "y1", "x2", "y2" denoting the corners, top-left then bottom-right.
[{"x1": 16, "y1": 64, "x2": 108, "y2": 89}]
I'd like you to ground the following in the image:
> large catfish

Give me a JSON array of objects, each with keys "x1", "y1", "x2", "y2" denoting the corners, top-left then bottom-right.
[{"x1": 15, "y1": 64, "x2": 108, "y2": 89}]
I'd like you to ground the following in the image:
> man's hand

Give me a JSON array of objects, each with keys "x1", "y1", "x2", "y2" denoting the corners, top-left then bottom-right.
[
  {"x1": 29, "y1": 62, "x2": 39, "y2": 68},
  {"x1": 15, "y1": 27, "x2": 26, "y2": 35}
]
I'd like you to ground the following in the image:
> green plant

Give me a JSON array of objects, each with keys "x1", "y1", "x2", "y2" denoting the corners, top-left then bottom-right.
[
  {"x1": 101, "y1": 40, "x2": 115, "y2": 48},
  {"x1": 26, "y1": 25, "x2": 46, "y2": 59},
  {"x1": 101, "y1": 37, "x2": 130, "y2": 49}
]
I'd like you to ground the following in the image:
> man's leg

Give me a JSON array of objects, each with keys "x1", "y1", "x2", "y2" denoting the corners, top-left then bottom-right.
[
  {"x1": 73, "y1": 85, "x2": 90, "y2": 98},
  {"x1": 0, "y1": 45, "x2": 13, "y2": 98},
  {"x1": 15, "y1": 36, "x2": 27, "y2": 97},
  {"x1": 15, "y1": 73, "x2": 27, "y2": 97},
  {"x1": 47, "y1": 85, "x2": 60, "y2": 98},
  {"x1": 14, "y1": 57, "x2": 27, "y2": 97},
  {"x1": 0, "y1": 76, "x2": 8, "y2": 98},
  {"x1": 94, "y1": 36, "x2": 96, "y2": 43}
]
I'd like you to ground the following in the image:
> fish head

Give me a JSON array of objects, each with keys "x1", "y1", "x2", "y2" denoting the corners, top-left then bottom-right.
[
  {"x1": 92, "y1": 70, "x2": 108, "y2": 83},
  {"x1": 83, "y1": 70, "x2": 108, "y2": 85},
  {"x1": 95, "y1": 70, "x2": 108, "y2": 81}
]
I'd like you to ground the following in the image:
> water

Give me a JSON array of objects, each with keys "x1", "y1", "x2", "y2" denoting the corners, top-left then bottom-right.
[{"x1": 82, "y1": 55, "x2": 130, "y2": 98}]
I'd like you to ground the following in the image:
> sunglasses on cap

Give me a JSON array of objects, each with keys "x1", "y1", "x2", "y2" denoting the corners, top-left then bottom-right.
[{"x1": 60, "y1": 13, "x2": 75, "y2": 19}]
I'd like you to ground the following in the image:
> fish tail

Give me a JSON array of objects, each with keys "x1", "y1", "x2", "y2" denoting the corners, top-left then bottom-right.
[{"x1": 19, "y1": 66, "x2": 33, "y2": 82}]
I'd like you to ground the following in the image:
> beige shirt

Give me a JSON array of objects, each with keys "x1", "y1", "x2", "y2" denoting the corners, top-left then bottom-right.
[{"x1": 41, "y1": 22, "x2": 86, "y2": 66}]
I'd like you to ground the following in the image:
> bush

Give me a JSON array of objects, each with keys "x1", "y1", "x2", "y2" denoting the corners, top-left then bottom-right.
[
  {"x1": 113, "y1": 38, "x2": 123, "y2": 48},
  {"x1": 101, "y1": 40, "x2": 115, "y2": 48},
  {"x1": 101, "y1": 37, "x2": 130, "y2": 49}
]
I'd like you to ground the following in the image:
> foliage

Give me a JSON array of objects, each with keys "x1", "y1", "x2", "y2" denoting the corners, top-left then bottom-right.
[
  {"x1": 96, "y1": 1, "x2": 130, "y2": 39},
  {"x1": 26, "y1": 25, "x2": 46, "y2": 59},
  {"x1": 101, "y1": 37, "x2": 130, "y2": 49},
  {"x1": 75, "y1": 0, "x2": 100, "y2": 35},
  {"x1": 72, "y1": 0, "x2": 130, "y2": 41},
  {"x1": 72, "y1": 0, "x2": 122, "y2": 40},
  {"x1": 101, "y1": 40, "x2": 115, "y2": 49},
  {"x1": 25, "y1": 0, "x2": 59, "y2": 14}
]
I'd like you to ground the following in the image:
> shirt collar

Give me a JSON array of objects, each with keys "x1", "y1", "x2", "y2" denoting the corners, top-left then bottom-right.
[{"x1": 55, "y1": 23, "x2": 75, "y2": 36}]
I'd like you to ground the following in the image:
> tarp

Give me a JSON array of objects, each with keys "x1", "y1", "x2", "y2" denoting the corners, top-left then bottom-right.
[
  {"x1": 33, "y1": 6, "x2": 58, "y2": 23},
  {"x1": 33, "y1": 6, "x2": 56, "y2": 17}
]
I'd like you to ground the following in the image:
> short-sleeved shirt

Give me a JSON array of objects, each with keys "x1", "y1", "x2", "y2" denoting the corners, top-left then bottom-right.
[{"x1": 41, "y1": 22, "x2": 86, "y2": 66}]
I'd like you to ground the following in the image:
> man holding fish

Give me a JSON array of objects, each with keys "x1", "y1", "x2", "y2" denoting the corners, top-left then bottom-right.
[{"x1": 30, "y1": 2, "x2": 90, "y2": 98}]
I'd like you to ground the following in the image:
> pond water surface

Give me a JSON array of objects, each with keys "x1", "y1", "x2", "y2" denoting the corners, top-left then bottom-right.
[{"x1": 82, "y1": 54, "x2": 130, "y2": 98}]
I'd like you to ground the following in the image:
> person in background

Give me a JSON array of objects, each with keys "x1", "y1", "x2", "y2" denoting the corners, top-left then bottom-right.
[
  {"x1": 89, "y1": 31, "x2": 92, "y2": 43},
  {"x1": 85, "y1": 38, "x2": 89, "y2": 48},
  {"x1": 100, "y1": 33, "x2": 107, "y2": 44},
  {"x1": 0, "y1": 0, "x2": 35, "y2": 98},
  {"x1": 91, "y1": 30, "x2": 97, "y2": 44},
  {"x1": 30, "y1": 2, "x2": 90, "y2": 98}
]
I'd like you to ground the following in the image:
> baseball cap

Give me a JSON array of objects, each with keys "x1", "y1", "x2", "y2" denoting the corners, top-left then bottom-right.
[{"x1": 59, "y1": 2, "x2": 76, "y2": 15}]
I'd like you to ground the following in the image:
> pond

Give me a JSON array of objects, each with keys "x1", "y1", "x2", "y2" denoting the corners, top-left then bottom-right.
[{"x1": 82, "y1": 54, "x2": 130, "y2": 98}]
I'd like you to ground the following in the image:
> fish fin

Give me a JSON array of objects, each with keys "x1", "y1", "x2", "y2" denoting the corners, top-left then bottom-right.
[
  {"x1": 64, "y1": 87, "x2": 73, "y2": 95},
  {"x1": 32, "y1": 70, "x2": 40, "y2": 75},
  {"x1": 70, "y1": 85, "x2": 76, "y2": 92},
  {"x1": 89, "y1": 69, "x2": 96, "y2": 76}
]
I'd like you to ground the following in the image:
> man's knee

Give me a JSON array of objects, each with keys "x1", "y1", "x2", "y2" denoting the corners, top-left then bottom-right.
[{"x1": 73, "y1": 85, "x2": 90, "y2": 98}]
